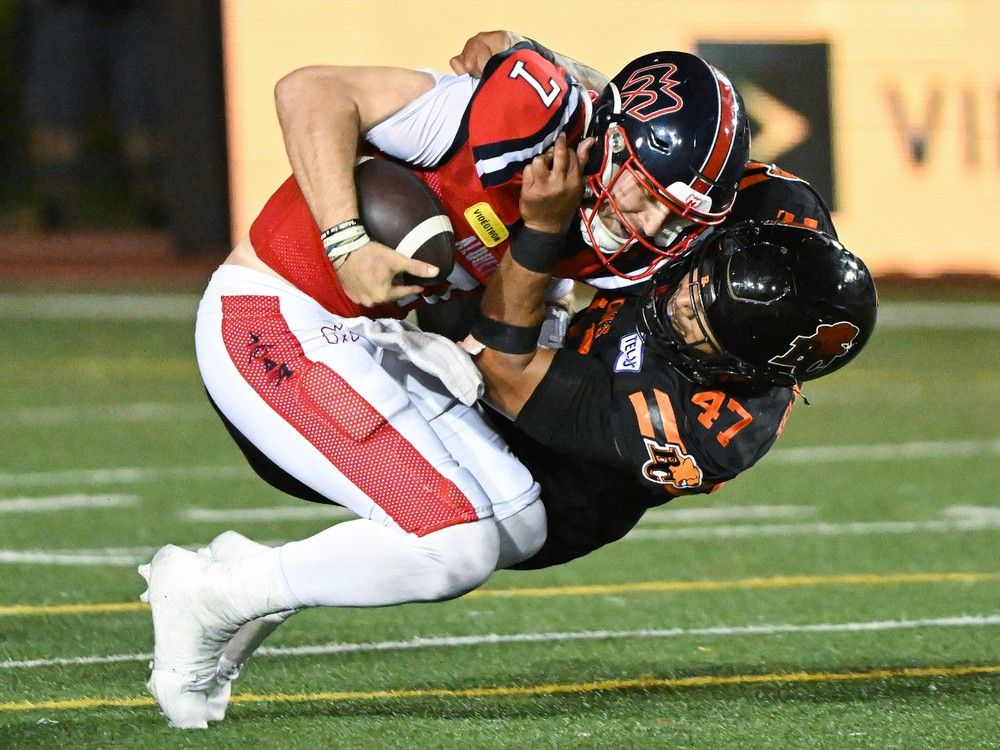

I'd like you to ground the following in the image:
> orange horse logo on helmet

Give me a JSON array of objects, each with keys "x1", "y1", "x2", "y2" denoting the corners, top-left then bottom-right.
[{"x1": 768, "y1": 322, "x2": 861, "y2": 378}]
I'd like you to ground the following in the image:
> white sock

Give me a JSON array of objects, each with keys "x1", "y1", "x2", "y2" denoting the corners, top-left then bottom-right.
[
  {"x1": 495, "y1": 500, "x2": 547, "y2": 569},
  {"x1": 276, "y1": 517, "x2": 499, "y2": 607},
  {"x1": 203, "y1": 548, "x2": 301, "y2": 624}
]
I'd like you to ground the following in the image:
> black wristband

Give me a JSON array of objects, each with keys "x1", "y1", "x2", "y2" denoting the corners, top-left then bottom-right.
[
  {"x1": 509, "y1": 226, "x2": 565, "y2": 274},
  {"x1": 470, "y1": 313, "x2": 541, "y2": 355}
]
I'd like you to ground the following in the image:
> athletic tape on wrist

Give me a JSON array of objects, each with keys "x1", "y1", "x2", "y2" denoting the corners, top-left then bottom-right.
[
  {"x1": 470, "y1": 313, "x2": 541, "y2": 355},
  {"x1": 509, "y1": 226, "x2": 565, "y2": 274},
  {"x1": 321, "y1": 219, "x2": 371, "y2": 262}
]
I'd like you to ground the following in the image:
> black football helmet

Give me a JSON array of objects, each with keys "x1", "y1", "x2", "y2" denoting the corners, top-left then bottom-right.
[
  {"x1": 638, "y1": 221, "x2": 878, "y2": 387},
  {"x1": 580, "y1": 51, "x2": 751, "y2": 281}
]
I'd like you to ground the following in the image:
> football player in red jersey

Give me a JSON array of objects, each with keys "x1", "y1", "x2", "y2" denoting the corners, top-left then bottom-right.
[{"x1": 141, "y1": 37, "x2": 750, "y2": 729}]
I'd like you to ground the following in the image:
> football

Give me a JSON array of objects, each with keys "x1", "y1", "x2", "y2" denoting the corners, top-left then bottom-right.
[{"x1": 355, "y1": 157, "x2": 455, "y2": 285}]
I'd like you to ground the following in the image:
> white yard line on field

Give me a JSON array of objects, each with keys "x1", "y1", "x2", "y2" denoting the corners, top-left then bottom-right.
[
  {"x1": 0, "y1": 294, "x2": 199, "y2": 321},
  {"x1": 1, "y1": 506, "x2": 997, "y2": 566},
  {"x1": 763, "y1": 439, "x2": 1000, "y2": 464},
  {"x1": 180, "y1": 505, "x2": 356, "y2": 522},
  {"x1": 640, "y1": 505, "x2": 814, "y2": 524},
  {"x1": 11, "y1": 403, "x2": 208, "y2": 426},
  {"x1": 3, "y1": 296, "x2": 999, "y2": 326},
  {"x1": 0, "y1": 465, "x2": 248, "y2": 488},
  {"x1": 876, "y1": 303, "x2": 1000, "y2": 329},
  {"x1": 1, "y1": 439, "x2": 995, "y2": 490},
  {"x1": 627, "y1": 515, "x2": 1000, "y2": 541},
  {"x1": 0, "y1": 495, "x2": 137, "y2": 513},
  {"x1": 2, "y1": 613, "x2": 997, "y2": 671}
]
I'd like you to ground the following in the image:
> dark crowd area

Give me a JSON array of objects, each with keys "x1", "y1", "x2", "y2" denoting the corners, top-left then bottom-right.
[{"x1": 0, "y1": 0, "x2": 230, "y2": 258}]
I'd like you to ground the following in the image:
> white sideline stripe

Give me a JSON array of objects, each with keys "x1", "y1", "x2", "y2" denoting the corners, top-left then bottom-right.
[
  {"x1": 0, "y1": 465, "x2": 247, "y2": 488},
  {"x1": 2, "y1": 613, "x2": 997, "y2": 671},
  {"x1": 0, "y1": 550, "x2": 150, "y2": 565},
  {"x1": 0, "y1": 293, "x2": 199, "y2": 321},
  {"x1": 945, "y1": 505, "x2": 1000, "y2": 520},
  {"x1": 180, "y1": 505, "x2": 356, "y2": 522},
  {"x1": 877, "y1": 303, "x2": 1000, "y2": 329},
  {"x1": 627, "y1": 516, "x2": 1000, "y2": 541},
  {"x1": 2, "y1": 295, "x2": 998, "y2": 326},
  {"x1": 764, "y1": 439, "x2": 1000, "y2": 464},
  {"x1": 2, "y1": 507, "x2": 997, "y2": 566},
  {"x1": 0, "y1": 495, "x2": 137, "y2": 513},
  {"x1": 12, "y1": 403, "x2": 207, "y2": 426},
  {"x1": 640, "y1": 505, "x2": 814, "y2": 524},
  {"x1": 1, "y1": 438, "x2": 995, "y2": 490}
]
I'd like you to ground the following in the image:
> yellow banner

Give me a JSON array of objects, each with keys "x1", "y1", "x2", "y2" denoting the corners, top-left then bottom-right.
[{"x1": 222, "y1": 0, "x2": 1000, "y2": 275}]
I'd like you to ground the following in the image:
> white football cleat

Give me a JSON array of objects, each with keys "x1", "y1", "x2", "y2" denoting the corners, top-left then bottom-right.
[
  {"x1": 200, "y1": 530, "x2": 296, "y2": 723},
  {"x1": 142, "y1": 544, "x2": 240, "y2": 729}
]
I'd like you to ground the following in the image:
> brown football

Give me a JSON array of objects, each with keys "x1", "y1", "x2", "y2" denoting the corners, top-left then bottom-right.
[{"x1": 355, "y1": 158, "x2": 455, "y2": 285}]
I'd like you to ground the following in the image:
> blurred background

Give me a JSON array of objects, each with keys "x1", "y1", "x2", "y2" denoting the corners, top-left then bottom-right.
[{"x1": 0, "y1": 0, "x2": 997, "y2": 288}]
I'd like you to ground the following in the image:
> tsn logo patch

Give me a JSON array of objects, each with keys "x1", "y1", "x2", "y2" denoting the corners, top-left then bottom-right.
[
  {"x1": 614, "y1": 333, "x2": 644, "y2": 372},
  {"x1": 769, "y1": 321, "x2": 860, "y2": 378},
  {"x1": 641, "y1": 438, "x2": 703, "y2": 490}
]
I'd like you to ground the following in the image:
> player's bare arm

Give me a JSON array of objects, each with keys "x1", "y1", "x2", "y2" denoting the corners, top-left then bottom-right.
[
  {"x1": 449, "y1": 30, "x2": 610, "y2": 91},
  {"x1": 273, "y1": 65, "x2": 440, "y2": 305},
  {"x1": 470, "y1": 134, "x2": 590, "y2": 419}
]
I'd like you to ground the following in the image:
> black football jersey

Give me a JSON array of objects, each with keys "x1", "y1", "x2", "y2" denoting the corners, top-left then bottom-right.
[{"x1": 506, "y1": 291, "x2": 795, "y2": 569}]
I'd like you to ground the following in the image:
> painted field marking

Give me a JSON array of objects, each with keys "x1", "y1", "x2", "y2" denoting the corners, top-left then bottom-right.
[
  {"x1": 2, "y1": 438, "x2": 995, "y2": 491},
  {"x1": 2, "y1": 503, "x2": 999, "y2": 566},
  {"x1": 626, "y1": 515, "x2": 1000, "y2": 541},
  {"x1": 1, "y1": 662, "x2": 998, "y2": 713},
  {"x1": 11, "y1": 403, "x2": 209, "y2": 426},
  {"x1": 0, "y1": 465, "x2": 248, "y2": 489},
  {"x1": 3, "y1": 571, "x2": 997, "y2": 617},
  {"x1": 640, "y1": 505, "x2": 814, "y2": 524},
  {"x1": 763, "y1": 439, "x2": 1000, "y2": 464},
  {"x1": 4, "y1": 506, "x2": 995, "y2": 567},
  {"x1": 179, "y1": 505, "x2": 355, "y2": 523},
  {"x1": 2, "y1": 613, "x2": 998, "y2": 672},
  {"x1": 0, "y1": 495, "x2": 138, "y2": 513},
  {"x1": 0, "y1": 293, "x2": 199, "y2": 321},
  {"x1": 875, "y1": 303, "x2": 1000, "y2": 329},
  {"x1": 4, "y1": 296, "x2": 998, "y2": 327}
]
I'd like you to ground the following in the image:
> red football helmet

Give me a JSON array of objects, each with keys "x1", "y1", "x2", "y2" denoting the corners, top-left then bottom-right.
[{"x1": 580, "y1": 51, "x2": 751, "y2": 281}]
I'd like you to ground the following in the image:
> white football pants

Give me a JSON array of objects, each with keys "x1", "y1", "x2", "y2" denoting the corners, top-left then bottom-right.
[{"x1": 194, "y1": 264, "x2": 543, "y2": 607}]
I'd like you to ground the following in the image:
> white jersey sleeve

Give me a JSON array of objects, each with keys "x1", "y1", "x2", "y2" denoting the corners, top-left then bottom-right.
[{"x1": 364, "y1": 70, "x2": 477, "y2": 167}]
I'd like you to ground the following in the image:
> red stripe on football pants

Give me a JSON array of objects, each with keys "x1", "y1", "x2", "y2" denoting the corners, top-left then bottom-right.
[{"x1": 220, "y1": 294, "x2": 479, "y2": 536}]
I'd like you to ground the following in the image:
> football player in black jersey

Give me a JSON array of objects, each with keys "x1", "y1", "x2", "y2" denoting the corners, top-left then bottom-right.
[{"x1": 466, "y1": 136, "x2": 878, "y2": 568}]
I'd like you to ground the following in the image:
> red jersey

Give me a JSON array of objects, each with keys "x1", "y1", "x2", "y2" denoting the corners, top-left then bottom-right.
[{"x1": 248, "y1": 45, "x2": 589, "y2": 318}]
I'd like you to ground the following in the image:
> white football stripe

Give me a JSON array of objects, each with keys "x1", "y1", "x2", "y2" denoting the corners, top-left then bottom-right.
[
  {"x1": 2, "y1": 613, "x2": 997, "y2": 670},
  {"x1": 0, "y1": 495, "x2": 138, "y2": 513},
  {"x1": 394, "y1": 215, "x2": 453, "y2": 259}
]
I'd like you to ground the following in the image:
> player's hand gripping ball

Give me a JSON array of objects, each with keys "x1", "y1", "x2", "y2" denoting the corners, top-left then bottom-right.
[{"x1": 354, "y1": 158, "x2": 455, "y2": 286}]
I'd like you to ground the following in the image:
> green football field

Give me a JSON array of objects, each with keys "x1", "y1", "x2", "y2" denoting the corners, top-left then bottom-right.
[{"x1": 0, "y1": 290, "x2": 998, "y2": 749}]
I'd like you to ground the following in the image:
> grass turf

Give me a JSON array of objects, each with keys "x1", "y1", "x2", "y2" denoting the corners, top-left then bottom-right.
[{"x1": 1, "y1": 295, "x2": 998, "y2": 748}]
